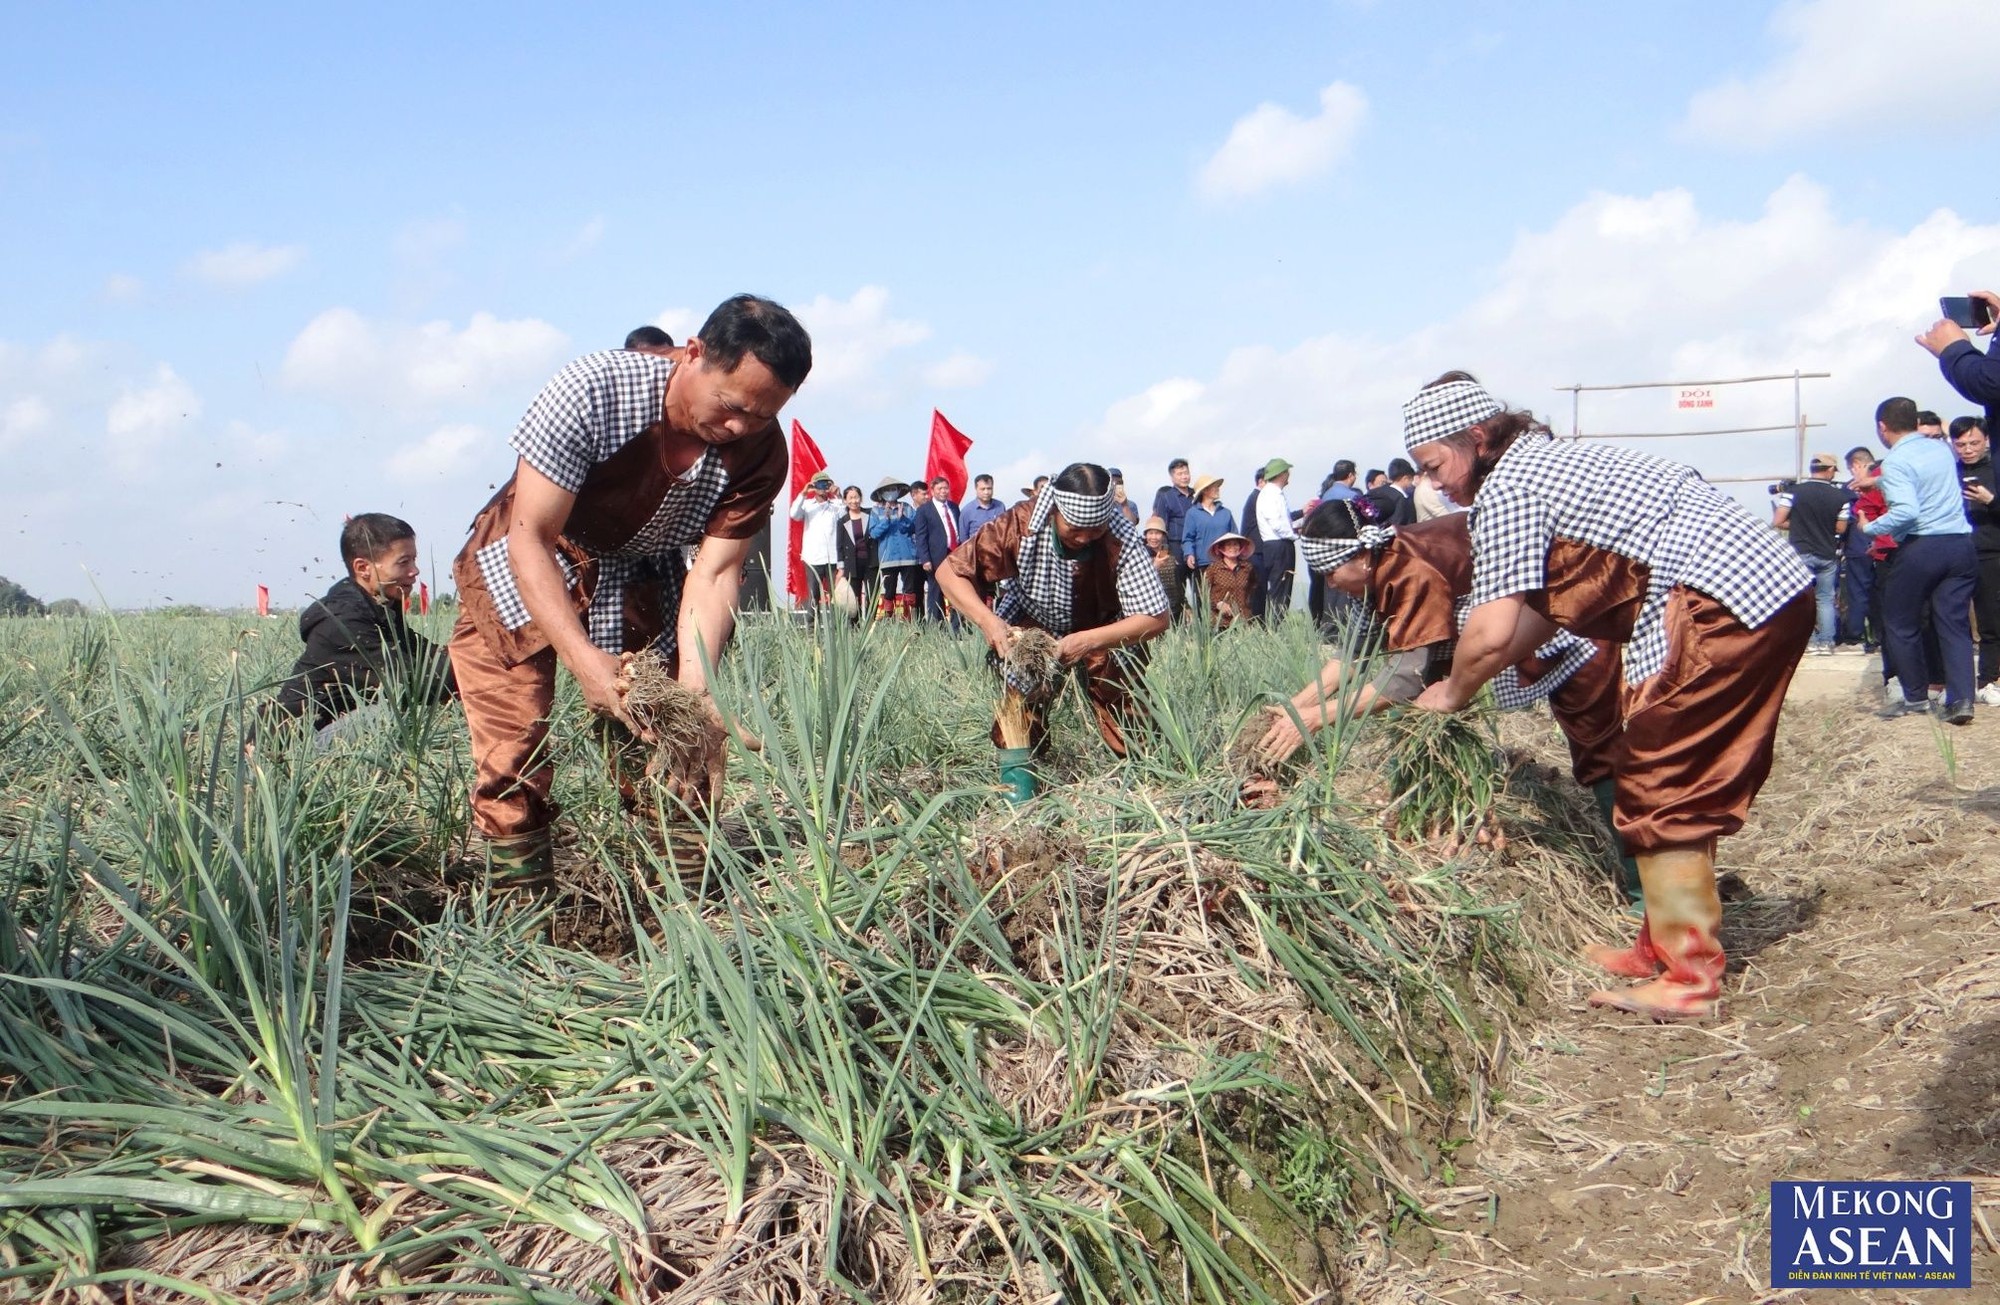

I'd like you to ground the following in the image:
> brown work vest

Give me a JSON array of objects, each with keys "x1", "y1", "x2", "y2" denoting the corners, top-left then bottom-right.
[{"x1": 452, "y1": 419, "x2": 699, "y2": 667}]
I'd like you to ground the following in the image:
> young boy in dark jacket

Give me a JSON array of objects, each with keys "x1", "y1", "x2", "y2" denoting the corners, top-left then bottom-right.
[{"x1": 274, "y1": 513, "x2": 456, "y2": 732}]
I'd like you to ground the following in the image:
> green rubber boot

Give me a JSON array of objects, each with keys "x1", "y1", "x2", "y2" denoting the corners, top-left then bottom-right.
[
  {"x1": 485, "y1": 830, "x2": 555, "y2": 898},
  {"x1": 1591, "y1": 779, "x2": 1644, "y2": 917},
  {"x1": 997, "y1": 747, "x2": 1037, "y2": 805}
]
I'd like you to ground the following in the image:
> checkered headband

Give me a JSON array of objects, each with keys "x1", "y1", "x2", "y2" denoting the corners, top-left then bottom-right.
[
  {"x1": 1048, "y1": 485, "x2": 1113, "y2": 529},
  {"x1": 1006, "y1": 483, "x2": 1152, "y2": 636},
  {"x1": 1299, "y1": 525, "x2": 1396, "y2": 576},
  {"x1": 1402, "y1": 381, "x2": 1503, "y2": 454}
]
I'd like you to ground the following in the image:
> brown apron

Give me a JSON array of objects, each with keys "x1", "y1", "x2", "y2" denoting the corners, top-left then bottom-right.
[{"x1": 451, "y1": 420, "x2": 698, "y2": 666}]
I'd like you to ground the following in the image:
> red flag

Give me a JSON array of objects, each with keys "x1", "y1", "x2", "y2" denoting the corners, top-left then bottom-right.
[
  {"x1": 925, "y1": 410, "x2": 973, "y2": 504},
  {"x1": 787, "y1": 420, "x2": 829, "y2": 607},
  {"x1": 255, "y1": 584, "x2": 270, "y2": 618},
  {"x1": 419, "y1": 581, "x2": 431, "y2": 615}
]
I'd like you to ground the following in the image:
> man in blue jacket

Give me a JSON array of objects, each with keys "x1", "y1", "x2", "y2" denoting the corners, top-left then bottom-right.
[
  {"x1": 913, "y1": 474, "x2": 965, "y2": 625},
  {"x1": 1920, "y1": 289, "x2": 2000, "y2": 435},
  {"x1": 1150, "y1": 458, "x2": 1196, "y2": 618}
]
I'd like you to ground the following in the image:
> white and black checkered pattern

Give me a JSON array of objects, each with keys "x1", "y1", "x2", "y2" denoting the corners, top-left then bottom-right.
[
  {"x1": 1426, "y1": 597, "x2": 1594, "y2": 710},
  {"x1": 1051, "y1": 487, "x2": 1112, "y2": 529},
  {"x1": 1402, "y1": 381, "x2": 1504, "y2": 453},
  {"x1": 997, "y1": 486, "x2": 1170, "y2": 655},
  {"x1": 1467, "y1": 431, "x2": 1809, "y2": 684},
  {"x1": 476, "y1": 350, "x2": 733, "y2": 657},
  {"x1": 1300, "y1": 525, "x2": 1396, "y2": 576},
  {"x1": 1492, "y1": 631, "x2": 1597, "y2": 711}
]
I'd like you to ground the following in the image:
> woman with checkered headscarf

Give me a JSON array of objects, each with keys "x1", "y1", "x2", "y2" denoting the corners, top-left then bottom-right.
[
  {"x1": 935, "y1": 462, "x2": 1172, "y2": 768},
  {"x1": 1401, "y1": 371, "x2": 1814, "y2": 1022}
]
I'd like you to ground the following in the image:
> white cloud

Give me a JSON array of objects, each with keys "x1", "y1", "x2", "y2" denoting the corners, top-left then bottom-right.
[
  {"x1": 652, "y1": 306, "x2": 704, "y2": 344},
  {"x1": 790, "y1": 285, "x2": 932, "y2": 393},
  {"x1": 1085, "y1": 177, "x2": 2000, "y2": 498},
  {"x1": 224, "y1": 418, "x2": 287, "y2": 465},
  {"x1": 559, "y1": 216, "x2": 606, "y2": 260},
  {"x1": 394, "y1": 216, "x2": 466, "y2": 263},
  {"x1": 184, "y1": 242, "x2": 305, "y2": 288},
  {"x1": 102, "y1": 274, "x2": 143, "y2": 302},
  {"x1": 923, "y1": 351, "x2": 995, "y2": 389},
  {"x1": 386, "y1": 422, "x2": 487, "y2": 479},
  {"x1": 658, "y1": 290, "x2": 958, "y2": 407},
  {"x1": 981, "y1": 451, "x2": 1061, "y2": 501},
  {"x1": 280, "y1": 308, "x2": 570, "y2": 409},
  {"x1": 105, "y1": 365, "x2": 201, "y2": 475},
  {"x1": 0, "y1": 396, "x2": 51, "y2": 449},
  {"x1": 1198, "y1": 81, "x2": 1367, "y2": 200},
  {"x1": 1682, "y1": 0, "x2": 2000, "y2": 147},
  {"x1": 33, "y1": 334, "x2": 93, "y2": 378}
]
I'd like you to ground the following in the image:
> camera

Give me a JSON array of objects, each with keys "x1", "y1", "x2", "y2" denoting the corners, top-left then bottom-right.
[{"x1": 1767, "y1": 478, "x2": 1798, "y2": 496}]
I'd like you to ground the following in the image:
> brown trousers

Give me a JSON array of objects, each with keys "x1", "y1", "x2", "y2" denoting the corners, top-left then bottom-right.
[
  {"x1": 448, "y1": 610, "x2": 652, "y2": 839},
  {"x1": 1613, "y1": 586, "x2": 1813, "y2": 852},
  {"x1": 1548, "y1": 640, "x2": 1623, "y2": 789}
]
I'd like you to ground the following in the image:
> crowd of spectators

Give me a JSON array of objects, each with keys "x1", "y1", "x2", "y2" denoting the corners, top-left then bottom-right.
[
  {"x1": 1768, "y1": 286, "x2": 2000, "y2": 724},
  {"x1": 781, "y1": 284, "x2": 2000, "y2": 722},
  {"x1": 790, "y1": 450, "x2": 1445, "y2": 632}
]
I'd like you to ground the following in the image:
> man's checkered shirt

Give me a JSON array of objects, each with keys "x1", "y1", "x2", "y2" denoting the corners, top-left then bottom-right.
[
  {"x1": 1468, "y1": 432, "x2": 1809, "y2": 684},
  {"x1": 475, "y1": 350, "x2": 731, "y2": 656}
]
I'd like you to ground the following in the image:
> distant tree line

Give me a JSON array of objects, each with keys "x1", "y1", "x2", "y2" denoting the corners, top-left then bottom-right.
[
  {"x1": 0, "y1": 577, "x2": 86, "y2": 618},
  {"x1": 0, "y1": 576, "x2": 45, "y2": 617}
]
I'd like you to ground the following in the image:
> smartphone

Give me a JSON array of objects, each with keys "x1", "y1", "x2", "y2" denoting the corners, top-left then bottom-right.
[{"x1": 1942, "y1": 296, "x2": 1997, "y2": 329}]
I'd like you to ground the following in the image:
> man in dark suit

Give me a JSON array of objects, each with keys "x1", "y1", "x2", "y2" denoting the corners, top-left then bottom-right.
[
  {"x1": 1365, "y1": 457, "x2": 1420, "y2": 526},
  {"x1": 913, "y1": 474, "x2": 965, "y2": 625}
]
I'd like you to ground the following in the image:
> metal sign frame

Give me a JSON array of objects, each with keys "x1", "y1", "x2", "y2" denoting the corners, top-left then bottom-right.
[{"x1": 1552, "y1": 370, "x2": 1832, "y2": 485}]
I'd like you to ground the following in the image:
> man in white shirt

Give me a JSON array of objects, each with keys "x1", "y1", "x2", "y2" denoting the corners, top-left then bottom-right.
[
  {"x1": 1255, "y1": 457, "x2": 1299, "y2": 623},
  {"x1": 788, "y1": 472, "x2": 844, "y2": 613}
]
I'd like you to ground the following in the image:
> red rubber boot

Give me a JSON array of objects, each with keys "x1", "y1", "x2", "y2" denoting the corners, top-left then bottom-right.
[
  {"x1": 1583, "y1": 916, "x2": 1661, "y2": 979},
  {"x1": 1587, "y1": 845, "x2": 1725, "y2": 1021}
]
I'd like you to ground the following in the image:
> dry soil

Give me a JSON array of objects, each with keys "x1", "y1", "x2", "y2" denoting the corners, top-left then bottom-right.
[{"x1": 1364, "y1": 651, "x2": 2000, "y2": 1304}]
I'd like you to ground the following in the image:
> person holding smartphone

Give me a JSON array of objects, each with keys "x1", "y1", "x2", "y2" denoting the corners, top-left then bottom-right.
[
  {"x1": 789, "y1": 471, "x2": 845, "y2": 614},
  {"x1": 1952, "y1": 417, "x2": 2000, "y2": 705},
  {"x1": 1919, "y1": 290, "x2": 2000, "y2": 438}
]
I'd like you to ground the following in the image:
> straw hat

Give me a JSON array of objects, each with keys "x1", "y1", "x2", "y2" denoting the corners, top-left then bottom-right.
[
  {"x1": 872, "y1": 477, "x2": 910, "y2": 502},
  {"x1": 1209, "y1": 532, "x2": 1251, "y2": 554},
  {"x1": 1142, "y1": 515, "x2": 1167, "y2": 534},
  {"x1": 1193, "y1": 473, "x2": 1224, "y2": 499}
]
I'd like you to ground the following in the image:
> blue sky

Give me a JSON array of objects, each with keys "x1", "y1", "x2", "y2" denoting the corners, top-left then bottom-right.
[{"x1": 4, "y1": 0, "x2": 1998, "y2": 606}]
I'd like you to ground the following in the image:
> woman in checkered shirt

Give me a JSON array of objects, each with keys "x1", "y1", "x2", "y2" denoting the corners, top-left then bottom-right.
[{"x1": 1402, "y1": 373, "x2": 1813, "y2": 1021}]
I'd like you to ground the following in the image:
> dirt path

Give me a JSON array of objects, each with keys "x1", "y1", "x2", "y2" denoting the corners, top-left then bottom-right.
[{"x1": 1364, "y1": 670, "x2": 2000, "y2": 1303}]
